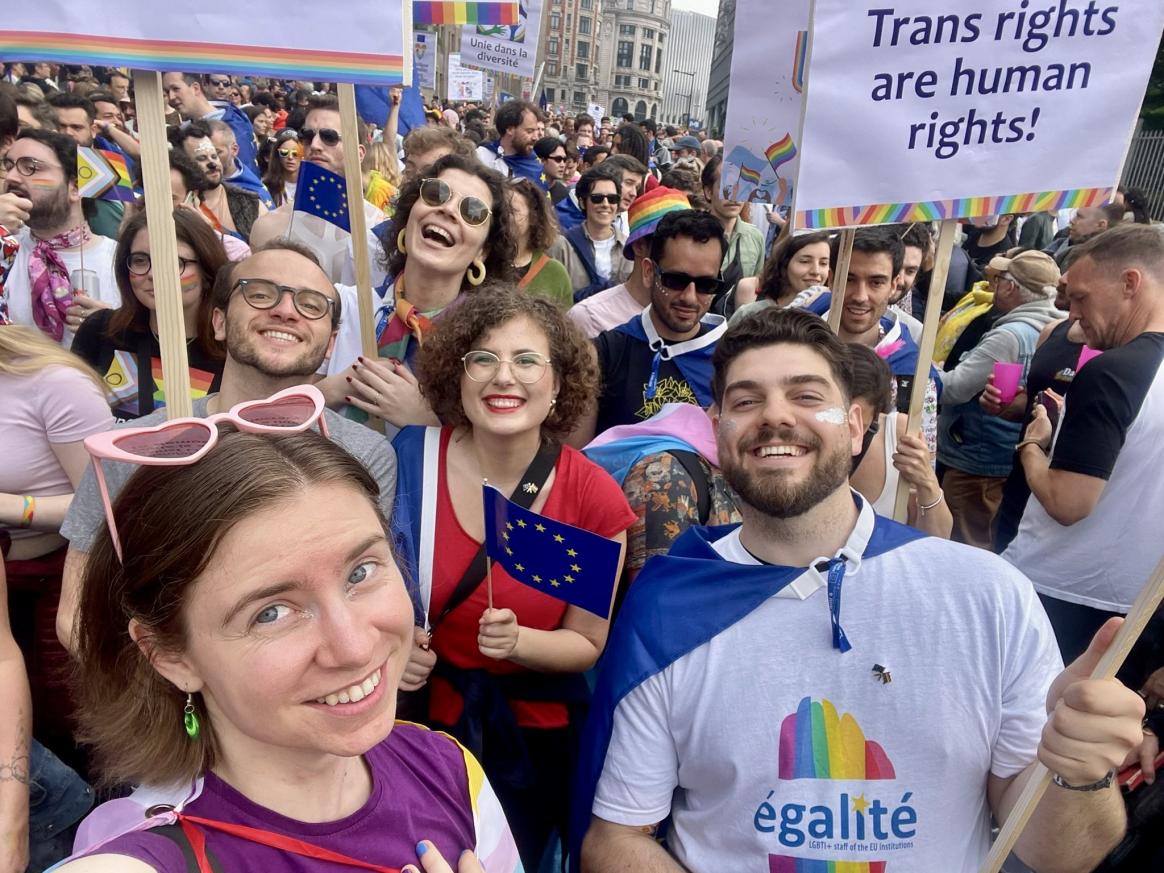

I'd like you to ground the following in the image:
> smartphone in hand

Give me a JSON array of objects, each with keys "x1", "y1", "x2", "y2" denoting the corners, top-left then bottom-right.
[{"x1": 1035, "y1": 390, "x2": 1062, "y2": 432}]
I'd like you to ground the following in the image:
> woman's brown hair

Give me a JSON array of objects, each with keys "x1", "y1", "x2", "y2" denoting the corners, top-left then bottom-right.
[
  {"x1": 507, "y1": 177, "x2": 561, "y2": 255},
  {"x1": 756, "y1": 230, "x2": 832, "y2": 303},
  {"x1": 71, "y1": 431, "x2": 388, "y2": 788},
  {"x1": 416, "y1": 285, "x2": 598, "y2": 440},
  {"x1": 109, "y1": 208, "x2": 229, "y2": 361}
]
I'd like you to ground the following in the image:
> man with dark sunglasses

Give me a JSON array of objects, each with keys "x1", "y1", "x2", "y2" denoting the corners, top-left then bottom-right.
[
  {"x1": 161, "y1": 72, "x2": 259, "y2": 175},
  {"x1": 55, "y1": 240, "x2": 399, "y2": 656},
  {"x1": 570, "y1": 210, "x2": 729, "y2": 444}
]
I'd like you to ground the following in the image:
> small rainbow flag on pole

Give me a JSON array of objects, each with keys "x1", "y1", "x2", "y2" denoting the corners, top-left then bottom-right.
[
  {"x1": 414, "y1": 1, "x2": 519, "y2": 25},
  {"x1": 765, "y1": 134, "x2": 798, "y2": 175},
  {"x1": 77, "y1": 147, "x2": 135, "y2": 203},
  {"x1": 738, "y1": 165, "x2": 763, "y2": 186}
]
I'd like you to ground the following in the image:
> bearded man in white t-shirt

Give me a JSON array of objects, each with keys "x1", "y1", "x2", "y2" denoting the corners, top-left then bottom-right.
[{"x1": 573, "y1": 307, "x2": 1144, "y2": 873}]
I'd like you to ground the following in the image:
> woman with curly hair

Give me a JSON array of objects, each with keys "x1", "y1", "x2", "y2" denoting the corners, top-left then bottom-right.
[
  {"x1": 507, "y1": 177, "x2": 573, "y2": 310},
  {"x1": 325, "y1": 154, "x2": 517, "y2": 429},
  {"x1": 392, "y1": 286, "x2": 635, "y2": 869}
]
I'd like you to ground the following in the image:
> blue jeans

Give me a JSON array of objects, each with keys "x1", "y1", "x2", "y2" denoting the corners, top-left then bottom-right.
[{"x1": 27, "y1": 740, "x2": 93, "y2": 873}]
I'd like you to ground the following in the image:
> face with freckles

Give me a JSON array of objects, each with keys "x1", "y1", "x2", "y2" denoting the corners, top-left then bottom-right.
[
  {"x1": 715, "y1": 343, "x2": 862, "y2": 519},
  {"x1": 149, "y1": 483, "x2": 414, "y2": 762}
]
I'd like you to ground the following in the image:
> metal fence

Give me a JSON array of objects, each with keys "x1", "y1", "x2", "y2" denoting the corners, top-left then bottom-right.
[{"x1": 1121, "y1": 126, "x2": 1164, "y2": 221}]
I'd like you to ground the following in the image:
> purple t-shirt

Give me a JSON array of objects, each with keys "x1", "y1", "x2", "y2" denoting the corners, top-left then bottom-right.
[{"x1": 87, "y1": 724, "x2": 482, "y2": 871}]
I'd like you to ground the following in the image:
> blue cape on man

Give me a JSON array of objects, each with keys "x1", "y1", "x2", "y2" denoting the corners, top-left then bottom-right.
[{"x1": 567, "y1": 512, "x2": 925, "y2": 871}]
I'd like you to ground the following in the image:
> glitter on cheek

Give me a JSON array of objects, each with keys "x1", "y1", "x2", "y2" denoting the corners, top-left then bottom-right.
[{"x1": 815, "y1": 407, "x2": 848, "y2": 425}]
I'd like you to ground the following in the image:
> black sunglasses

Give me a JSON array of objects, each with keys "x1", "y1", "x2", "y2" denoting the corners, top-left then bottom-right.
[
  {"x1": 207, "y1": 77, "x2": 231, "y2": 87},
  {"x1": 419, "y1": 177, "x2": 492, "y2": 227},
  {"x1": 299, "y1": 127, "x2": 341, "y2": 147},
  {"x1": 588, "y1": 193, "x2": 620, "y2": 205},
  {"x1": 544, "y1": 154, "x2": 567, "y2": 162},
  {"x1": 655, "y1": 268, "x2": 725, "y2": 297}
]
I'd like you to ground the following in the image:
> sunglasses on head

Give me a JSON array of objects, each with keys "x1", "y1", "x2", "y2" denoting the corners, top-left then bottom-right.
[
  {"x1": 299, "y1": 127, "x2": 341, "y2": 147},
  {"x1": 419, "y1": 177, "x2": 492, "y2": 227},
  {"x1": 654, "y1": 267, "x2": 725, "y2": 297},
  {"x1": 588, "y1": 193, "x2": 620, "y2": 205}
]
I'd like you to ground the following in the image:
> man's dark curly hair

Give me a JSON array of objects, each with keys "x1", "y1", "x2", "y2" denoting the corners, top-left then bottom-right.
[
  {"x1": 382, "y1": 153, "x2": 517, "y2": 288},
  {"x1": 416, "y1": 285, "x2": 598, "y2": 440}
]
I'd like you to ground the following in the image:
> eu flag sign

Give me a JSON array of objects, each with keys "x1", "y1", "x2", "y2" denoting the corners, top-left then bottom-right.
[
  {"x1": 293, "y1": 160, "x2": 351, "y2": 232},
  {"x1": 482, "y1": 485, "x2": 622, "y2": 619}
]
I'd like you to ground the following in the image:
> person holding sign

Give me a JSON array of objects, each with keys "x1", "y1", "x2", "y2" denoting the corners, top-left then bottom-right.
[
  {"x1": 575, "y1": 307, "x2": 1144, "y2": 873},
  {"x1": 55, "y1": 426, "x2": 518, "y2": 872},
  {"x1": 391, "y1": 287, "x2": 633, "y2": 870}
]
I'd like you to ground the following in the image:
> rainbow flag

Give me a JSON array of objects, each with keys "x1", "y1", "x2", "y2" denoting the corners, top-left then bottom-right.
[
  {"x1": 77, "y1": 146, "x2": 135, "y2": 203},
  {"x1": 738, "y1": 165, "x2": 763, "y2": 186},
  {"x1": 414, "y1": 1, "x2": 519, "y2": 25},
  {"x1": 765, "y1": 134, "x2": 798, "y2": 175}
]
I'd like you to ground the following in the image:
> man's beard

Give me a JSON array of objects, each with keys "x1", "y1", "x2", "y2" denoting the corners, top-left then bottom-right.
[
  {"x1": 224, "y1": 317, "x2": 328, "y2": 378},
  {"x1": 28, "y1": 185, "x2": 72, "y2": 232},
  {"x1": 721, "y1": 426, "x2": 851, "y2": 519}
]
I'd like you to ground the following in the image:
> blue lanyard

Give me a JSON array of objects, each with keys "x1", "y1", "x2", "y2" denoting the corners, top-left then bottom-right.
[
  {"x1": 373, "y1": 303, "x2": 392, "y2": 344},
  {"x1": 645, "y1": 348, "x2": 663, "y2": 401},
  {"x1": 824, "y1": 558, "x2": 852, "y2": 653}
]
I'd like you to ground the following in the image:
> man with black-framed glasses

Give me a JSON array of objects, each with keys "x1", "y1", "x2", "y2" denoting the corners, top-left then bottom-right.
[{"x1": 570, "y1": 210, "x2": 729, "y2": 444}]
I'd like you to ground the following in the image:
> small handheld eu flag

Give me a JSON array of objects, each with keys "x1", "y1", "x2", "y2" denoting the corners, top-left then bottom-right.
[
  {"x1": 482, "y1": 485, "x2": 622, "y2": 619},
  {"x1": 293, "y1": 160, "x2": 351, "y2": 232}
]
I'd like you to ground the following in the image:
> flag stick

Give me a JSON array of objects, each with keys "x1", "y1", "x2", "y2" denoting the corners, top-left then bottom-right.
[
  {"x1": 891, "y1": 219, "x2": 956, "y2": 522},
  {"x1": 826, "y1": 228, "x2": 854, "y2": 333},
  {"x1": 336, "y1": 82, "x2": 384, "y2": 433},
  {"x1": 133, "y1": 69, "x2": 192, "y2": 420},
  {"x1": 978, "y1": 551, "x2": 1164, "y2": 873},
  {"x1": 482, "y1": 478, "x2": 494, "y2": 610}
]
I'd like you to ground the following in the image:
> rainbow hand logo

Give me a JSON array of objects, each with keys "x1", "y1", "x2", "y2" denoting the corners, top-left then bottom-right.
[{"x1": 780, "y1": 697, "x2": 895, "y2": 781}]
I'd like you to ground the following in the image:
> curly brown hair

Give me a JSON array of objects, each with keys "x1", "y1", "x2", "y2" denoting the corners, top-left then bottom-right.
[
  {"x1": 416, "y1": 285, "x2": 598, "y2": 440},
  {"x1": 507, "y1": 177, "x2": 560, "y2": 255},
  {"x1": 381, "y1": 154, "x2": 517, "y2": 288}
]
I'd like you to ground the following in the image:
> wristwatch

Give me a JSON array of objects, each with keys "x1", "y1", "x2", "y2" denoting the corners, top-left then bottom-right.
[{"x1": 1051, "y1": 769, "x2": 1116, "y2": 791}]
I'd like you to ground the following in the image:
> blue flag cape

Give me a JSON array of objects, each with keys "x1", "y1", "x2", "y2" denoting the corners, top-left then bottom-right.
[
  {"x1": 482, "y1": 140, "x2": 547, "y2": 188},
  {"x1": 555, "y1": 191, "x2": 584, "y2": 233},
  {"x1": 613, "y1": 310, "x2": 727, "y2": 408},
  {"x1": 583, "y1": 434, "x2": 704, "y2": 487},
  {"x1": 354, "y1": 85, "x2": 427, "y2": 134},
  {"x1": 567, "y1": 515, "x2": 926, "y2": 871},
  {"x1": 389, "y1": 425, "x2": 440, "y2": 626}
]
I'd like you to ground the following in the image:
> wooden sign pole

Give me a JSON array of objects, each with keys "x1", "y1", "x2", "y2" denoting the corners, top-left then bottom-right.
[
  {"x1": 132, "y1": 70, "x2": 192, "y2": 420},
  {"x1": 826, "y1": 228, "x2": 854, "y2": 333},
  {"x1": 979, "y1": 552, "x2": 1164, "y2": 873},
  {"x1": 891, "y1": 219, "x2": 956, "y2": 522}
]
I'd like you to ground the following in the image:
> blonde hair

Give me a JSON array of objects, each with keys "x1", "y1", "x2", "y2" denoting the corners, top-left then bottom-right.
[
  {"x1": 0, "y1": 324, "x2": 106, "y2": 392},
  {"x1": 362, "y1": 139, "x2": 401, "y2": 188}
]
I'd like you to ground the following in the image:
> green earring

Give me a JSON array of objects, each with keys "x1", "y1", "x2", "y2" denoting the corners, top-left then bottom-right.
[{"x1": 183, "y1": 692, "x2": 201, "y2": 740}]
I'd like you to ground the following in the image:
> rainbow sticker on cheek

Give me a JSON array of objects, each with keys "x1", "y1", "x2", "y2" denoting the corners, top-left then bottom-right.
[{"x1": 815, "y1": 407, "x2": 848, "y2": 425}]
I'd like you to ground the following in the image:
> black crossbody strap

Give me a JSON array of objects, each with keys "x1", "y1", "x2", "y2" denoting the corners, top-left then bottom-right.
[
  {"x1": 669, "y1": 450, "x2": 711, "y2": 525},
  {"x1": 432, "y1": 441, "x2": 562, "y2": 629}
]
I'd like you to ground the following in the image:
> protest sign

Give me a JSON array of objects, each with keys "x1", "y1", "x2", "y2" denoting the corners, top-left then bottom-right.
[
  {"x1": 794, "y1": 0, "x2": 1164, "y2": 229},
  {"x1": 588, "y1": 103, "x2": 605, "y2": 129},
  {"x1": 414, "y1": 31, "x2": 436, "y2": 90},
  {"x1": 448, "y1": 53, "x2": 486, "y2": 100},
  {"x1": 0, "y1": 0, "x2": 408, "y2": 85},
  {"x1": 721, "y1": 0, "x2": 809, "y2": 212},
  {"x1": 460, "y1": 0, "x2": 544, "y2": 80}
]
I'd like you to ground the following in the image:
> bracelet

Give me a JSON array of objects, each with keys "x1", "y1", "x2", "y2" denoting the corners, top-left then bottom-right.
[
  {"x1": 18, "y1": 495, "x2": 35, "y2": 529},
  {"x1": 1014, "y1": 438, "x2": 1048, "y2": 455},
  {"x1": 918, "y1": 493, "x2": 944, "y2": 514},
  {"x1": 1051, "y1": 769, "x2": 1115, "y2": 792}
]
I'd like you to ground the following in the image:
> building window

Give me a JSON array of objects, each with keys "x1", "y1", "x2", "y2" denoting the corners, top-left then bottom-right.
[
  {"x1": 638, "y1": 77, "x2": 649, "y2": 89},
  {"x1": 574, "y1": 90, "x2": 586, "y2": 105},
  {"x1": 580, "y1": 0, "x2": 592, "y2": 7},
  {"x1": 576, "y1": 63, "x2": 588, "y2": 80},
  {"x1": 548, "y1": 41, "x2": 559, "y2": 56},
  {"x1": 577, "y1": 41, "x2": 589, "y2": 59},
  {"x1": 547, "y1": 62, "x2": 558, "y2": 76},
  {"x1": 579, "y1": 16, "x2": 591, "y2": 35},
  {"x1": 617, "y1": 41, "x2": 633, "y2": 68},
  {"x1": 545, "y1": 88, "x2": 554, "y2": 101},
  {"x1": 655, "y1": 48, "x2": 662, "y2": 74},
  {"x1": 643, "y1": 28, "x2": 655, "y2": 39},
  {"x1": 639, "y1": 44, "x2": 653, "y2": 71},
  {"x1": 613, "y1": 96, "x2": 629, "y2": 117},
  {"x1": 634, "y1": 100, "x2": 647, "y2": 121},
  {"x1": 619, "y1": 24, "x2": 636, "y2": 36},
  {"x1": 550, "y1": 12, "x2": 560, "y2": 29}
]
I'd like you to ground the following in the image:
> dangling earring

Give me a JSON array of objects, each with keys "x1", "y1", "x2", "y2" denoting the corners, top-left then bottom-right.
[
  {"x1": 183, "y1": 692, "x2": 201, "y2": 740},
  {"x1": 397, "y1": 229, "x2": 408, "y2": 254},
  {"x1": 466, "y1": 258, "x2": 486, "y2": 287}
]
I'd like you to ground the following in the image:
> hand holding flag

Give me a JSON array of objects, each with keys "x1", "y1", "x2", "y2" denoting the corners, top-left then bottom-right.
[{"x1": 482, "y1": 485, "x2": 622, "y2": 619}]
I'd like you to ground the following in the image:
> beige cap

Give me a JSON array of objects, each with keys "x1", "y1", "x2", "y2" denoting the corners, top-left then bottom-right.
[{"x1": 986, "y1": 249, "x2": 1060, "y2": 294}]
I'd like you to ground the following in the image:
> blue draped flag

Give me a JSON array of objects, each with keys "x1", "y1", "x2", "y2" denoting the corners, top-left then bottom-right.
[
  {"x1": 482, "y1": 485, "x2": 621, "y2": 618},
  {"x1": 293, "y1": 161, "x2": 350, "y2": 232},
  {"x1": 354, "y1": 85, "x2": 427, "y2": 135}
]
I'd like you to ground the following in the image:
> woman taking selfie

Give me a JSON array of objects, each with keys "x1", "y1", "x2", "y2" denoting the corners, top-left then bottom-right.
[
  {"x1": 58, "y1": 405, "x2": 519, "y2": 872},
  {"x1": 393, "y1": 287, "x2": 635, "y2": 869}
]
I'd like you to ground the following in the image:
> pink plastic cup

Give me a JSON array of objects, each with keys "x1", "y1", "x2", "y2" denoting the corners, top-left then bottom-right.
[
  {"x1": 992, "y1": 362, "x2": 1023, "y2": 405},
  {"x1": 1077, "y1": 346, "x2": 1103, "y2": 370}
]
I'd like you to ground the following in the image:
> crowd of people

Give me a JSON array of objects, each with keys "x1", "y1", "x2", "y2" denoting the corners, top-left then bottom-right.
[{"x1": 1, "y1": 61, "x2": 1163, "y2": 873}]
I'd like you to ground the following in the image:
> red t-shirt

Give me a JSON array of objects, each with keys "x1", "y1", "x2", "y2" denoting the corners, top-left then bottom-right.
[{"x1": 429, "y1": 427, "x2": 636, "y2": 729}]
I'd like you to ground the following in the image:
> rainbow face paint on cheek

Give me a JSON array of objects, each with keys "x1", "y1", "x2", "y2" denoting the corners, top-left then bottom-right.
[
  {"x1": 815, "y1": 407, "x2": 848, "y2": 425},
  {"x1": 25, "y1": 177, "x2": 60, "y2": 190},
  {"x1": 180, "y1": 272, "x2": 202, "y2": 294}
]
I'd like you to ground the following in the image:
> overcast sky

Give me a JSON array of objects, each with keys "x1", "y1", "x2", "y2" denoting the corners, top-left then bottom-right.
[{"x1": 671, "y1": 0, "x2": 721, "y2": 18}]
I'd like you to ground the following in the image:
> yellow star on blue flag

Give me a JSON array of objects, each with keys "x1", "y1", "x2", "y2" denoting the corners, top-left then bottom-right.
[
  {"x1": 482, "y1": 485, "x2": 622, "y2": 618},
  {"x1": 293, "y1": 160, "x2": 351, "y2": 232}
]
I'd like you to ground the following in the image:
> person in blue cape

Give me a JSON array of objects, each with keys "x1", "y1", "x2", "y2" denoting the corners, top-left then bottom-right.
[
  {"x1": 475, "y1": 99, "x2": 546, "y2": 188},
  {"x1": 548, "y1": 163, "x2": 632, "y2": 304},
  {"x1": 207, "y1": 121, "x2": 274, "y2": 208},
  {"x1": 161, "y1": 72, "x2": 260, "y2": 175},
  {"x1": 572, "y1": 307, "x2": 1145, "y2": 873}
]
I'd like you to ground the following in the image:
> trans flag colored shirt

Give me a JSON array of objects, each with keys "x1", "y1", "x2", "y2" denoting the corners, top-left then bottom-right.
[{"x1": 585, "y1": 496, "x2": 1062, "y2": 872}]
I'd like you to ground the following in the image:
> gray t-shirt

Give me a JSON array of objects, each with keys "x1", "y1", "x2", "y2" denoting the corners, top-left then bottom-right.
[{"x1": 61, "y1": 395, "x2": 398, "y2": 553}]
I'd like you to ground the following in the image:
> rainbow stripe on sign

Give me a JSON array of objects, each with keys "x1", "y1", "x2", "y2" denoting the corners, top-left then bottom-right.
[
  {"x1": 0, "y1": 31, "x2": 404, "y2": 85},
  {"x1": 778, "y1": 697, "x2": 895, "y2": 781},
  {"x1": 792, "y1": 30, "x2": 808, "y2": 94},
  {"x1": 738, "y1": 165, "x2": 763, "y2": 185},
  {"x1": 765, "y1": 134, "x2": 798, "y2": 174},
  {"x1": 414, "y1": 1, "x2": 520, "y2": 25},
  {"x1": 796, "y1": 186, "x2": 1112, "y2": 230},
  {"x1": 769, "y1": 856, "x2": 886, "y2": 873}
]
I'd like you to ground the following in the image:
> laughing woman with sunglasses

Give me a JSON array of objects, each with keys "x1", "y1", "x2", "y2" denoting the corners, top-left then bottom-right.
[
  {"x1": 70, "y1": 209, "x2": 229, "y2": 420},
  {"x1": 55, "y1": 414, "x2": 521, "y2": 873},
  {"x1": 324, "y1": 154, "x2": 516, "y2": 430},
  {"x1": 392, "y1": 287, "x2": 635, "y2": 870}
]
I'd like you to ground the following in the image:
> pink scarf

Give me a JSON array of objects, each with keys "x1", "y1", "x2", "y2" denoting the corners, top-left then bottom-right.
[{"x1": 28, "y1": 225, "x2": 89, "y2": 341}]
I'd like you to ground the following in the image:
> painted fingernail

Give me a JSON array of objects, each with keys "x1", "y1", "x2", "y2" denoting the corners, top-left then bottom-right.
[
  {"x1": 344, "y1": 396, "x2": 352, "y2": 403},
  {"x1": 358, "y1": 356, "x2": 366, "y2": 363},
  {"x1": 345, "y1": 376, "x2": 352, "y2": 383},
  {"x1": 416, "y1": 841, "x2": 428, "y2": 856}
]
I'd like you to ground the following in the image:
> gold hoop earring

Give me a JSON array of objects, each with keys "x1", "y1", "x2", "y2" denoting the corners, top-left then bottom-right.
[
  {"x1": 466, "y1": 258, "x2": 486, "y2": 287},
  {"x1": 397, "y1": 229, "x2": 407, "y2": 254}
]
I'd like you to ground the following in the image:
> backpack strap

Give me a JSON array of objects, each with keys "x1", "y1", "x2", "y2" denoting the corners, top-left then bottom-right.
[{"x1": 669, "y1": 450, "x2": 711, "y2": 525}]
